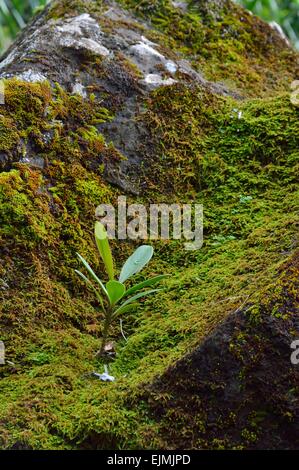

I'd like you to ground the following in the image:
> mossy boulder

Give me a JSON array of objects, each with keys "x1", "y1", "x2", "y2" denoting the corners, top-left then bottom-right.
[{"x1": 0, "y1": 0, "x2": 298, "y2": 449}]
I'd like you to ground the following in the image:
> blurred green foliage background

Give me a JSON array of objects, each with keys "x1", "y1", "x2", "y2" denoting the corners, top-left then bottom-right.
[
  {"x1": 0, "y1": 0, "x2": 48, "y2": 52},
  {"x1": 0, "y1": 0, "x2": 298, "y2": 53},
  {"x1": 236, "y1": 0, "x2": 299, "y2": 48}
]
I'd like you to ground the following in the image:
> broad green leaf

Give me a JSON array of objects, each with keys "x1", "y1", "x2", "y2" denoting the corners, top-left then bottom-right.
[
  {"x1": 124, "y1": 274, "x2": 170, "y2": 297},
  {"x1": 113, "y1": 288, "x2": 161, "y2": 317},
  {"x1": 119, "y1": 245, "x2": 154, "y2": 283},
  {"x1": 95, "y1": 221, "x2": 114, "y2": 280},
  {"x1": 76, "y1": 252, "x2": 108, "y2": 298},
  {"x1": 106, "y1": 280, "x2": 125, "y2": 305},
  {"x1": 112, "y1": 303, "x2": 139, "y2": 318},
  {"x1": 75, "y1": 269, "x2": 105, "y2": 310}
]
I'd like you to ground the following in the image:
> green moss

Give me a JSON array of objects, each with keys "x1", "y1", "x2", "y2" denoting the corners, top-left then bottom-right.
[
  {"x1": 0, "y1": 116, "x2": 20, "y2": 152},
  {"x1": 142, "y1": 84, "x2": 299, "y2": 198},
  {"x1": 3, "y1": 79, "x2": 52, "y2": 129},
  {"x1": 143, "y1": 83, "x2": 224, "y2": 193},
  {"x1": 47, "y1": 0, "x2": 100, "y2": 20},
  {"x1": 1, "y1": 75, "x2": 297, "y2": 448},
  {"x1": 0, "y1": 169, "x2": 53, "y2": 244},
  {"x1": 1, "y1": 69, "x2": 298, "y2": 449}
]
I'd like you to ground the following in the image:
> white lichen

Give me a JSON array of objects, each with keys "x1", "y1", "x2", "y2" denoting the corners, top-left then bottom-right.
[
  {"x1": 165, "y1": 61, "x2": 177, "y2": 74},
  {"x1": 143, "y1": 73, "x2": 176, "y2": 87},
  {"x1": 56, "y1": 13, "x2": 99, "y2": 36},
  {"x1": 269, "y1": 21, "x2": 290, "y2": 45},
  {"x1": 130, "y1": 42, "x2": 165, "y2": 61},
  {"x1": 0, "y1": 50, "x2": 17, "y2": 70},
  {"x1": 80, "y1": 38, "x2": 110, "y2": 56},
  {"x1": 15, "y1": 69, "x2": 48, "y2": 83},
  {"x1": 140, "y1": 35, "x2": 157, "y2": 47},
  {"x1": 171, "y1": 1, "x2": 188, "y2": 11},
  {"x1": 72, "y1": 82, "x2": 87, "y2": 98},
  {"x1": 93, "y1": 365, "x2": 115, "y2": 382},
  {"x1": 55, "y1": 14, "x2": 110, "y2": 57}
]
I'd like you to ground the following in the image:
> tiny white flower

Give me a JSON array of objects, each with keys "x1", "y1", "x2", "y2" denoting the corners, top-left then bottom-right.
[{"x1": 93, "y1": 365, "x2": 115, "y2": 382}]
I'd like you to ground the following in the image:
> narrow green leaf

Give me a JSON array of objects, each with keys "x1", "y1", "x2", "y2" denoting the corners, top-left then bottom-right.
[
  {"x1": 119, "y1": 245, "x2": 154, "y2": 283},
  {"x1": 95, "y1": 221, "x2": 114, "y2": 280},
  {"x1": 76, "y1": 252, "x2": 108, "y2": 298},
  {"x1": 124, "y1": 274, "x2": 170, "y2": 297},
  {"x1": 75, "y1": 269, "x2": 105, "y2": 310},
  {"x1": 112, "y1": 303, "x2": 139, "y2": 318},
  {"x1": 113, "y1": 288, "x2": 161, "y2": 317},
  {"x1": 106, "y1": 280, "x2": 126, "y2": 305}
]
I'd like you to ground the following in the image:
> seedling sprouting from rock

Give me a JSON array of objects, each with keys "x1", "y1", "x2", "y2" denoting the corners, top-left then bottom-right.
[{"x1": 75, "y1": 222, "x2": 168, "y2": 356}]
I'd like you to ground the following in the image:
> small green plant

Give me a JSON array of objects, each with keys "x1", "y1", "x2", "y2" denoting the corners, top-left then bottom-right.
[{"x1": 76, "y1": 222, "x2": 168, "y2": 356}]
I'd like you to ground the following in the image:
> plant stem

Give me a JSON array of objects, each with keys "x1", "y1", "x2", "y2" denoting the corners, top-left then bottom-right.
[{"x1": 98, "y1": 307, "x2": 112, "y2": 356}]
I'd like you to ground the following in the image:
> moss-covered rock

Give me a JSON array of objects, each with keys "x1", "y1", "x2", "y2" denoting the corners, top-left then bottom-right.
[
  {"x1": 0, "y1": 0, "x2": 298, "y2": 449},
  {"x1": 145, "y1": 252, "x2": 299, "y2": 450}
]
